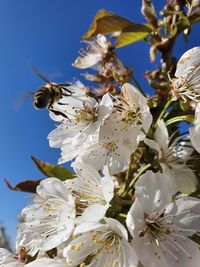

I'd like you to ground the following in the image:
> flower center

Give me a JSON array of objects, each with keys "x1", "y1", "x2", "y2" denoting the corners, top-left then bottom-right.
[
  {"x1": 173, "y1": 66, "x2": 200, "y2": 102},
  {"x1": 116, "y1": 98, "x2": 142, "y2": 129},
  {"x1": 139, "y1": 210, "x2": 194, "y2": 262},
  {"x1": 67, "y1": 178, "x2": 106, "y2": 216},
  {"x1": 74, "y1": 102, "x2": 98, "y2": 123},
  {"x1": 139, "y1": 211, "x2": 170, "y2": 245},
  {"x1": 121, "y1": 108, "x2": 142, "y2": 127},
  {"x1": 159, "y1": 138, "x2": 188, "y2": 167},
  {"x1": 101, "y1": 141, "x2": 118, "y2": 152},
  {"x1": 67, "y1": 230, "x2": 121, "y2": 266}
]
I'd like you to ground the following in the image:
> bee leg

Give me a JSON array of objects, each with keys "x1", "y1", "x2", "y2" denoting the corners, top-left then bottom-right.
[
  {"x1": 49, "y1": 107, "x2": 70, "y2": 121},
  {"x1": 58, "y1": 83, "x2": 74, "y2": 95},
  {"x1": 58, "y1": 83, "x2": 71, "y2": 86},
  {"x1": 62, "y1": 92, "x2": 73, "y2": 96}
]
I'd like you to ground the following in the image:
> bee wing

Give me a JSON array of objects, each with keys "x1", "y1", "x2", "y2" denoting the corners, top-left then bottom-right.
[
  {"x1": 30, "y1": 64, "x2": 51, "y2": 83},
  {"x1": 15, "y1": 92, "x2": 34, "y2": 110}
]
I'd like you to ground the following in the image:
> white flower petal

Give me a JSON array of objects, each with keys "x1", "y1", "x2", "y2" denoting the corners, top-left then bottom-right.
[
  {"x1": 64, "y1": 218, "x2": 138, "y2": 267},
  {"x1": 135, "y1": 170, "x2": 174, "y2": 214},
  {"x1": 97, "y1": 93, "x2": 113, "y2": 121},
  {"x1": 175, "y1": 47, "x2": 200, "y2": 78},
  {"x1": 75, "y1": 203, "x2": 109, "y2": 224},
  {"x1": 26, "y1": 258, "x2": 67, "y2": 267},
  {"x1": 155, "y1": 120, "x2": 169, "y2": 150},
  {"x1": 17, "y1": 178, "x2": 76, "y2": 256},
  {"x1": 170, "y1": 196, "x2": 200, "y2": 232},
  {"x1": 0, "y1": 249, "x2": 24, "y2": 267},
  {"x1": 144, "y1": 137, "x2": 161, "y2": 152},
  {"x1": 163, "y1": 165, "x2": 198, "y2": 194},
  {"x1": 190, "y1": 103, "x2": 200, "y2": 152},
  {"x1": 126, "y1": 198, "x2": 145, "y2": 238},
  {"x1": 126, "y1": 171, "x2": 200, "y2": 267}
]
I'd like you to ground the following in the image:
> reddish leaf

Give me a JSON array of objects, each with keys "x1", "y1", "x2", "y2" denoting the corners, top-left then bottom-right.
[{"x1": 4, "y1": 178, "x2": 41, "y2": 193}]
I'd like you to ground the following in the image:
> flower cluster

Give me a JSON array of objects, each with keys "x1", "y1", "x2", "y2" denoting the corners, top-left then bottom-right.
[{"x1": 1, "y1": 6, "x2": 200, "y2": 267}]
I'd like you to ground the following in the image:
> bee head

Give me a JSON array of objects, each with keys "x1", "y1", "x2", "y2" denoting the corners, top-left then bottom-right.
[
  {"x1": 33, "y1": 86, "x2": 50, "y2": 109},
  {"x1": 34, "y1": 95, "x2": 48, "y2": 109}
]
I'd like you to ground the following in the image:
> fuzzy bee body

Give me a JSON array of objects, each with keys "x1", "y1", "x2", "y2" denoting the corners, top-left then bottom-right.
[
  {"x1": 31, "y1": 65, "x2": 72, "y2": 110},
  {"x1": 33, "y1": 82, "x2": 71, "y2": 109}
]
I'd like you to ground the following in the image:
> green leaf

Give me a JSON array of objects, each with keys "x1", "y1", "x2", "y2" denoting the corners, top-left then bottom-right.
[
  {"x1": 115, "y1": 26, "x2": 151, "y2": 48},
  {"x1": 83, "y1": 9, "x2": 151, "y2": 48},
  {"x1": 83, "y1": 9, "x2": 135, "y2": 39},
  {"x1": 31, "y1": 156, "x2": 74, "y2": 181}
]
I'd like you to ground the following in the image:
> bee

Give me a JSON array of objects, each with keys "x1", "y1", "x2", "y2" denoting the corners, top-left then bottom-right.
[{"x1": 32, "y1": 66, "x2": 72, "y2": 118}]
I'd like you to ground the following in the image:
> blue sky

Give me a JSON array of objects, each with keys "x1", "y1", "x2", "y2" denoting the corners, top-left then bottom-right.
[{"x1": 0, "y1": 0, "x2": 199, "y2": 248}]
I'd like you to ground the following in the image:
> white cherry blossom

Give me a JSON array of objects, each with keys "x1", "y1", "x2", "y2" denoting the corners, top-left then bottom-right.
[
  {"x1": 111, "y1": 83, "x2": 152, "y2": 134},
  {"x1": 65, "y1": 160, "x2": 114, "y2": 224},
  {"x1": 77, "y1": 82, "x2": 152, "y2": 174},
  {"x1": 63, "y1": 218, "x2": 138, "y2": 267},
  {"x1": 172, "y1": 47, "x2": 200, "y2": 102},
  {"x1": 145, "y1": 119, "x2": 197, "y2": 193},
  {"x1": 72, "y1": 34, "x2": 110, "y2": 69},
  {"x1": 77, "y1": 123, "x2": 138, "y2": 175},
  {"x1": 0, "y1": 249, "x2": 67, "y2": 267},
  {"x1": 126, "y1": 170, "x2": 200, "y2": 267},
  {"x1": 189, "y1": 103, "x2": 200, "y2": 153},
  {"x1": 16, "y1": 178, "x2": 76, "y2": 256},
  {"x1": 26, "y1": 258, "x2": 67, "y2": 267},
  {"x1": 48, "y1": 93, "x2": 113, "y2": 164},
  {"x1": 0, "y1": 248, "x2": 23, "y2": 267}
]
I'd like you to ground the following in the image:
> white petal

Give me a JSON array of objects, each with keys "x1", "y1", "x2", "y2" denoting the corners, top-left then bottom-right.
[
  {"x1": 171, "y1": 196, "x2": 200, "y2": 232},
  {"x1": 63, "y1": 232, "x2": 96, "y2": 266},
  {"x1": 0, "y1": 249, "x2": 24, "y2": 267},
  {"x1": 161, "y1": 237, "x2": 200, "y2": 267},
  {"x1": 78, "y1": 145, "x2": 108, "y2": 171},
  {"x1": 144, "y1": 137, "x2": 161, "y2": 152},
  {"x1": 104, "y1": 217, "x2": 128, "y2": 240},
  {"x1": 163, "y1": 165, "x2": 198, "y2": 194},
  {"x1": 17, "y1": 178, "x2": 75, "y2": 256},
  {"x1": 135, "y1": 170, "x2": 174, "y2": 214},
  {"x1": 73, "y1": 53, "x2": 102, "y2": 69},
  {"x1": 37, "y1": 178, "x2": 74, "y2": 203},
  {"x1": 97, "y1": 93, "x2": 113, "y2": 121},
  {"x1": 126, "y1": 199, "x2": 145, "y2": 238},
  {"x1": 100, "y1": 176, "x2": 114, "y2": 202},
  {"x1": 175, "y1": 47, "x2": 200, "y2": 78},
  {"x1": 96, "y1": 34, "x2": 109, "y2": 50},
  {"x1": 120, "y1": 240, "x2": 138, "y2": 267},
  {"x1": 121, "y1": 83, "x2": 146, "y2": 104},
  {"x1": 26, "y1": 258, "x2": 67, "y2": 267},
  {"x1": 75, "y1": 203, "x2": 108, "y2": 224},
  {"x1": 75, "y1": 222, "x2": 103, "y2": 234},
  {"x1": 155, "y1": 120, "x2": 169, "y2": 151},
  {"x1": 71, "y1": 160, "x2": 101, "y2": 184},
  {"x1": 131, "y1": 238, "x2": 170, "y2": 267}
]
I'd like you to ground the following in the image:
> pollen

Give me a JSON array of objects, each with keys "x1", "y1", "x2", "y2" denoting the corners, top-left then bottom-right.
[
  {"x1": 102, "y1": 141, "x2": 118, "y2": 152},
  {"x1": 121, "y1": 107, "x2": 142, "y2": 128},
  {"x1": 66, "y1": 258, "x2": 73, "y2": 264},
  {"x1": 70, "y1": 242, "x2": 84, "y2": 251},
  {"x1": 74, "y1": 103, "x2": 98, "y2": 123}
]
